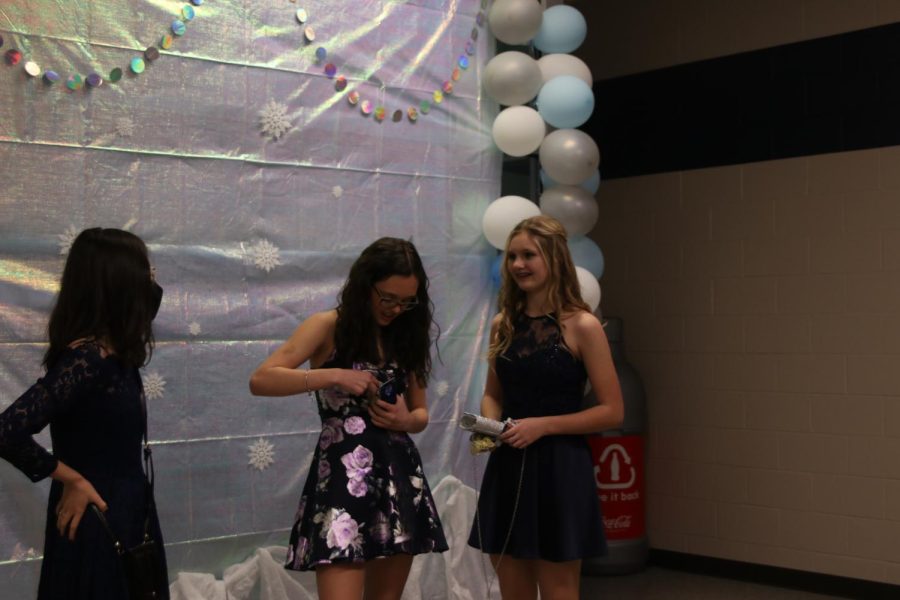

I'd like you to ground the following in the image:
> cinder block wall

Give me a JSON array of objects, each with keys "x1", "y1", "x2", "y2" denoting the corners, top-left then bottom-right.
[{"x1": 573, "y1": 0, "x2": 900, "y2": 584}]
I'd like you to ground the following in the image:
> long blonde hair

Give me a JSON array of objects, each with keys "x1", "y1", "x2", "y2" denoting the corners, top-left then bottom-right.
[{"x1": 489, "y1": 215, "x2": 590, "y2": 360}]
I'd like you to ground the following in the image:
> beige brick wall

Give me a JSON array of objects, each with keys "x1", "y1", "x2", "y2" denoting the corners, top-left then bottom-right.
[
  {"x1": 596, "y1": 150, "x2": 900, "y2": 585},
  {"x1": 582, "y1": 1, "x2": 900, "y2": 585}
]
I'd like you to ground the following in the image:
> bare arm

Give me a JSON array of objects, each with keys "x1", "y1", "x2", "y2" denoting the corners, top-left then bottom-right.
[
  {"x1": 249, "y1": 310, "x2": 377, "y2": 397},
  {"x1": 480, "y1": 315, "x2": 504, "y2": 421},
  {"x1": 501, "y1": 312, "x2": 624, "y2": 448}
]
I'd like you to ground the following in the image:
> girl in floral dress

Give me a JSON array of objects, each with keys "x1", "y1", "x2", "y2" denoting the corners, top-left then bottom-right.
[{"x1": 250, "y1": 238, "x2": 447, "y2": 600}]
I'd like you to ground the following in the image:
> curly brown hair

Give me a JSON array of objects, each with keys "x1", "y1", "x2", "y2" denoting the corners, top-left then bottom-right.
[{"x1": 333, "y1": 238, "x2": 437, "y2": 385}]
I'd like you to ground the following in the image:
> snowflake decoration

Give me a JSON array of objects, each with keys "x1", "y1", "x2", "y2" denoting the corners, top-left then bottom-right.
[
  {"x1": 259, "y1": 100, "x2": 292, "y2": 140},
  {"x1": 188, "y1": 321, "x2": 202, "y2": 336},
  {"x1": 142, "y1": 371, "x2": 167, "y2": 400},
  {"x1": 11, "y1": 543, "x2": 37, "y2": 561},
  {"x1": 115, "y1": 117, "x2": 134, "y2": 137},
  {"x1": 435, "y1": 380, "x2": 449, "y2": 398},
  {"x1": 249, "y1": 239, "x2": 282, "y2": 272},
  {"x1": 332, "y1": 185, "x2": 343, "y2": 198},
  {"x1": 58, "y1": 225, "x2": 79, "y2": 256},
  {"x1": 248, "y1": 438, "x2": 275, "y2": 471}
]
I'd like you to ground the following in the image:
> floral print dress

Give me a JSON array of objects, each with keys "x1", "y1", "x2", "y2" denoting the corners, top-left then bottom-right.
[{"x1": 285, "y1": 359, "x2": 448, "y2": 571}]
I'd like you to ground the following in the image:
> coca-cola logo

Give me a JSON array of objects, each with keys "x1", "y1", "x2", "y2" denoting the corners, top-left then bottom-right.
[{"x1": 603, "y1": 515, "x2": 633, "y2": 530}]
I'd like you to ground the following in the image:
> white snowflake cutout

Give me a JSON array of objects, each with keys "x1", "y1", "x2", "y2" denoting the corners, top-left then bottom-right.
[
  {"x1": 58, "y1": 225, "x2": 79, "y2": 256},
  {"x1": 435, "y1": 380, "x2": 449, "y2": 398},
  {"x1": 188, "y1": 321, "x2": 202, "y2": 336},
  {"x1": 332, "y1": 185, "x2": 343, "y2": 198},
  {"x1": 259, "y1": 100, "x2": 292, "y2": 140},
  {"x1": 248, "y1": 437, "x2": 275, "y2": 471},
  {"x1": 249, "y1": 239, "x2": 282, "y2": 272},
  {"x1": 142, "y1": 371, "x2": 167, "y2": 400},
  {"x1": 115, "y1": 117, "x2": 134, "y2": 137}
]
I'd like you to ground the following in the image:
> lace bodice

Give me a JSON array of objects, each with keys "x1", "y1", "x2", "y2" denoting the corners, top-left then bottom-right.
[
  {"x1": 0, "y1": 342, "x2": 143, "y2": 482},
  {"x1": 495, "y1": 314, "x2": 587, "y2": 420}
]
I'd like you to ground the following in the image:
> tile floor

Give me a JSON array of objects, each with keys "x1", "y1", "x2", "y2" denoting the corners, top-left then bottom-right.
[{"x1": 580, "y1": 567, "x2": 851, "y2": 599}]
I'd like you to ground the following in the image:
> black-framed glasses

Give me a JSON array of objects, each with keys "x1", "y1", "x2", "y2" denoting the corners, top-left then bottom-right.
[{"x1": 373, "y1": 286, "x2": 419, "y2": 311}]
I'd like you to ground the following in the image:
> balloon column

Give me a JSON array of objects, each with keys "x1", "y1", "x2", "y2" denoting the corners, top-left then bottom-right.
[{"x1": 480, "y1": 1, "x2": 604, "y2": 312}]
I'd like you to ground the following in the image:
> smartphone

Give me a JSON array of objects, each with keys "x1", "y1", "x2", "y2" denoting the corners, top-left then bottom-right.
[{"x1": 378, "y1": 378, "x2": 398, "y2": 404}]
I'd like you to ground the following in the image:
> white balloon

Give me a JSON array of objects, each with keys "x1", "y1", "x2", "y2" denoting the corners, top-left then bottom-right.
[
  {"x1": 482, "y1": 195, "x2": 541, "y2": 250},
  {"x1": 492, "y1": 106, "x2": 546, "y2": 157},
  {"x1": 537, "y1": 54, "x2": 593, "y2": 87},
  {"x1": 488, "y1": 0, "x2": 544, "y2": 45},
  {"x1": 539, "y1": 185, "x2": 598, "y2": 236},
  {"x1": 539, "y1": 129, "x2": 600, "y2": 185},
  {"x1": 576, "y1": 266, "x2": 601, "y2": 312},
  {"x1": 483, "y1": 51, "x2": 544, "y2": 106}
]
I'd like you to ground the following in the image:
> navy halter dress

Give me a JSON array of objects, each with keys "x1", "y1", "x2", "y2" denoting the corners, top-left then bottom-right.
[{"x1": 469, "y1": 314, "x2": 607, "y2": 561}]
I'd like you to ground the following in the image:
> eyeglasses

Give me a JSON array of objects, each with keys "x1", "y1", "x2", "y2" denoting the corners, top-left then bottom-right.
[{"x1": 373, "y1": 286, "x2": 419, "y2": 311}]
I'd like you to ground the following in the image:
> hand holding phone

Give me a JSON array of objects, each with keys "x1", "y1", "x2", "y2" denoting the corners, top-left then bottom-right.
[{"x1": 378, "y1": 378, "x2": 398, "y2": 404}]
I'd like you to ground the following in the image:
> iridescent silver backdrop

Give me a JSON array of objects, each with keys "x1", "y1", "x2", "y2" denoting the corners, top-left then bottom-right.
[{"x1": 0, "y1": 1, "x2": 499, "y2": 595}]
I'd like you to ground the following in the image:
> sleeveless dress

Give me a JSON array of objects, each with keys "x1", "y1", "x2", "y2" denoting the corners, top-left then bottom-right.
[
  {"x1": 0, "y1": 343, "x2": 169, "y2": 599},
  {"x1": 285, "y1": 357, "x2": 448, "y2": 570},
  {"x1": 468, "y1": 314, "x2": 607, "y2": 561}
]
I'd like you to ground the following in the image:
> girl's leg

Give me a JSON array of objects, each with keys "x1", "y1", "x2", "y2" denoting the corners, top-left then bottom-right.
[
  {"x1": 490, "y1": 554, "x2": 538, "y2": 600},
  {"x1": 363, "y1": 553, "x2": 414, "y2": 600},
  {"x1": 316, "y1": 563, "x2": 365, "y2": 600},
  {"x1": 535, "y1": 559, "x2": 581, "y2": 600}
]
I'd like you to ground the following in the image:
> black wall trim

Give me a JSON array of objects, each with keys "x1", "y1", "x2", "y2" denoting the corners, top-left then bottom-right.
[
  {"x1": 649, "y1": 549, "x2": 900, "y2": 600},
  {"x1": 586, "y1": 22, "x2": 900, "y2": 179}
]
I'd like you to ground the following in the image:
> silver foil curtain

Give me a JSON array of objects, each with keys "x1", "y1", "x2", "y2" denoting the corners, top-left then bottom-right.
[{"x1": 0, "y1": 1, "x2": 499, "y2": 595}]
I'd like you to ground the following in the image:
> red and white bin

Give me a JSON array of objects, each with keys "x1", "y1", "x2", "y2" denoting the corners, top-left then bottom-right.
[{"x1": 583, "y1": 317, "x2": 648, "y2": 575}]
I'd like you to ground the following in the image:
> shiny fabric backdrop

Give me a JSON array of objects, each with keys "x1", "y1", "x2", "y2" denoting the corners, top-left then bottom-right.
[{"x1": 0, "y1": 0, "x2": 499, "y2": 595}]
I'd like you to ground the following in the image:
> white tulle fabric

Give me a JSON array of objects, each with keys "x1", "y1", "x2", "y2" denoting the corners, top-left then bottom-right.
[{"x1": 169, "y1": 476, "x2": 499, "y2": 600}]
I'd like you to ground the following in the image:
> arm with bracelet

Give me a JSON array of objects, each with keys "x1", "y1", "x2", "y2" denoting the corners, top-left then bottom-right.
[{"x1": 249, "y1": 311, "x2": 379, "y2": 399}]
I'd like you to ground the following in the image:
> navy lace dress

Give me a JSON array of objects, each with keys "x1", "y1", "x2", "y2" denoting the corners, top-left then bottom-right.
[
  {"x1": 0, "y1": 343, "x2": 168, "y2": 599},
  {"x1": 285, "y1": 357, "x2": 448, "y2": 571},
  {"x1": 468, "y1": 314, "x2": 607, "y2": 561}
]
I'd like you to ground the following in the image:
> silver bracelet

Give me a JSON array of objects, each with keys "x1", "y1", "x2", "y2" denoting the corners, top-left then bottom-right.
[{"x1": 305, "y1": 370, "x2": 314, "y2": 398}]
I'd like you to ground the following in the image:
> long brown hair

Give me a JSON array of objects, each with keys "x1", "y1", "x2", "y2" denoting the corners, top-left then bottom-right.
[
  {"x1": 334, "y1": 237, "x2": 437, "y2": 385},
  {"x1": 44, "y1": 228, "x2": 156, "y2": 369},
  {"x1": 489, "y1": 215, "x2": 590, "y2": 360}
]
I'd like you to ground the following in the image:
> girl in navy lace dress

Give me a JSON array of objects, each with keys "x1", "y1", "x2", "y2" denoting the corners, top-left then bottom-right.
[
  {"x1": 250, "y1": 237, "x2": 447, "y2": 600},
  {"x1": 468, "y1": 216, "x2": 624, "y2": 600},
  {"x1": 0, "y1": 228, "x2": 168, "y2": 599}
]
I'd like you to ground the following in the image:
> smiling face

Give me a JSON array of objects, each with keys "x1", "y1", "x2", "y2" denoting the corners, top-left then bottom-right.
[
  {"x1": 370, "y1": 274, "x2": 420, "y2": 327},
  {"x1": 506, "y1": 232, "x2": 549, "y2": 295}
]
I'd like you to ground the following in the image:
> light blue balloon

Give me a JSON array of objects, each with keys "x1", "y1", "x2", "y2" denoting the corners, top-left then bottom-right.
[
  {"x1": 537, "y1": 75, "x2": 594, "y2": 129},
  {"x1": 533, "y1": 5, "x2": 587, "y2": 53},
  {"x1": 541, "y1": 168, "x2": 601, "y2": 195},
  {"x1": 490, "y1": 253, "x2": 503, "y2": 287},
  {"x1": 568, "y1": 236, "x2": 604, "y2": 279}
]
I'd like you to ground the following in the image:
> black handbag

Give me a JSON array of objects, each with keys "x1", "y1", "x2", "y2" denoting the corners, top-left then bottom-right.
[{"x1": 91, "y1": 381, "x2": 166, "y2": 600}]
